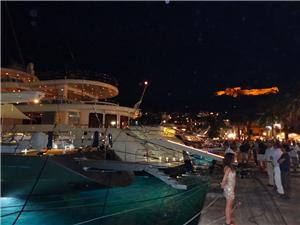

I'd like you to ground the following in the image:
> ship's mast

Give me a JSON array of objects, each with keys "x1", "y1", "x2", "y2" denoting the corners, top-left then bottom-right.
[{"x1": 134, "y1": 81, "x2": 149, "y2": 110}]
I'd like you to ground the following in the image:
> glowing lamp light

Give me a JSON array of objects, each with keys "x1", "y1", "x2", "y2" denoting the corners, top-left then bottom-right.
[
  {"x1": 274, "y1": 123, "x2": 281, "y2": 129},
  {"x1": 21, "y1": 148, "x2": 28, "y2": 155},
  {"x1": 144, "y1": 81, "x2": 148, "y2": 86},
  {"x1": 110, "y1": 121, "x2": 116, "y2": 126},
  {"x1": 33, "y1": 99, "x2": 39, "y2": 104},
  {"x1": 227, "y1": 132, "x2": 236, "y2": 139}
]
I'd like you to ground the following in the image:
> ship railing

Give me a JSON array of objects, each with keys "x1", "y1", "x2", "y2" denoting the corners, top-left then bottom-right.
[
  {"x1": 110, "y1": 145, "x2": 183, "y2": 165},
  {"x1": 82, "y1": 101, "x2": 119, "y2": 106},
  {"x1": 36, "y1": 70, "x2": 118, "y2": 87},
  {"x1": 2, "y1": 126, "x2": 184, "y2": 164},
  {"x1": 115, "y1": 140, "x2": 183, "y2": 165},
  {"x1": 35, "y1": 99, "x2": 119, "y2": 105}
]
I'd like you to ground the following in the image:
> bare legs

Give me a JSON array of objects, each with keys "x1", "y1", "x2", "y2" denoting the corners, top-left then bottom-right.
[{"x1": 225, "y1": 198, "x2": 233, "y2": 224}]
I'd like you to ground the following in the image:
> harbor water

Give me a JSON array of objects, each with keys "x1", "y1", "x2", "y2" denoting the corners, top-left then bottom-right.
[{"x1": 1, "y1": 175, "x2": 209, "y2": 225}]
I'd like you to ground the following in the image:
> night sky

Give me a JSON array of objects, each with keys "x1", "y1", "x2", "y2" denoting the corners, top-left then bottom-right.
[{"x1": 2, "y1": 2, "x2": 300, "y2": 112}]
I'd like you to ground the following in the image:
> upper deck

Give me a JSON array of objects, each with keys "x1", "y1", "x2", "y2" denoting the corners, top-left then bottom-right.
[
  {"x1": 1, "y1": 68, "x2": 119, "y2": 101},
  {"x1": 1, "y1": 68, "x2": 40, "y2": 92}
]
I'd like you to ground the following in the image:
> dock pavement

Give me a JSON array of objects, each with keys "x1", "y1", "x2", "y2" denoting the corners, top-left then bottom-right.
[{"x1": 198, "y1": 166, "x2": 300, "y2": 225}]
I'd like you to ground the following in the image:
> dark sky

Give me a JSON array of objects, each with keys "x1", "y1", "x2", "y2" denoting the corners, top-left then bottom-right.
[{"x1": 2, "y1": 2, "x2": 300, "y2": 112}]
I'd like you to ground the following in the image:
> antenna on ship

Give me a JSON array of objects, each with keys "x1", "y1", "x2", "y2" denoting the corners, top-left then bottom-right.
[
  {"x1": 133, "y1": 81, "x2": 149, "y2": 110},
  {"x1": 5, "y1": 2, "x2": 25, "y2": 67}
]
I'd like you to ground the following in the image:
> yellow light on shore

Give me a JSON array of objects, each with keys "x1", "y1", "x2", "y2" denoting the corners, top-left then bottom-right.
[
  {"x1": 33, "y1": 99, "x2": 39, "y2": 104},
  {"x1": 227, "y1": 132, "x2": 236, "y2": 139},
  {"x1": 162, "y1": 127, "x2": 175, "y2": 137},
  {"x1": 274, "y1": 123, "x2": 281, "y2": 129}
]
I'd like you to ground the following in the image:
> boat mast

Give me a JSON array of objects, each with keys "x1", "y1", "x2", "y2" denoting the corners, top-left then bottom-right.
[
  {"x1": 133, "y1": 81, "x2": 149, "y2": 110},
  {"x1": 5, "y1": 2, "x2": 25, "y2": 66}
]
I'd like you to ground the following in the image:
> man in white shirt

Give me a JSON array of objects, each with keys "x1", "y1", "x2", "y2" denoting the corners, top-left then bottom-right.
[
  {"x1": 265, "y1": 142, "x2": 275, "y2": 186},
  {"x1": 272, "y1": 142, "x2": 284, "y2": 195},
  {"x1": 294, "y1": 142, "x2": 300, "y2": 158}
]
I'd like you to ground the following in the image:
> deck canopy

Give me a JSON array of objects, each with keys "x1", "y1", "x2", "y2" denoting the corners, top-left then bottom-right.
[
  {"x1": 0, "y1": 104, "x2": 30, "y2": 119},
  {"x1": 29, "y1": 79, "x2": 118, "y2": 101}
]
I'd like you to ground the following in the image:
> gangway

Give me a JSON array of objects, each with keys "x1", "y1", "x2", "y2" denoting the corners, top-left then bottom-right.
[{"x1": 144, "y1": 166, "x2": 187, "y2": 190}]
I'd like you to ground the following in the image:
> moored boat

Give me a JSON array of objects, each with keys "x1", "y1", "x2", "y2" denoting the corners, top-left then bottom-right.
[{"x1": 1, "y1": 65, "x2": 212, "y2": 224}]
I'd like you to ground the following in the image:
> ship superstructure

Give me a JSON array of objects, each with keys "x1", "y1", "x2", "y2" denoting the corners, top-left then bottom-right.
[{"x1": 1, "y1": 65, "x2": 139, "y2": 132}]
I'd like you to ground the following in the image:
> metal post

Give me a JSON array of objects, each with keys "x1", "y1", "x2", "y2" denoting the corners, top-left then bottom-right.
[
  {"x1": 125, "y1": 144, "x2": 127, "y2": 161},
  {"x1": 147, "y1": 147, "x2": 149, "y2": 163}
]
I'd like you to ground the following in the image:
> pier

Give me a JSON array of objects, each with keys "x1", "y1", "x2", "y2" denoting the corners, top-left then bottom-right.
[{"x1": 198, "y1": 167, "x2": 300, "y2": 225}]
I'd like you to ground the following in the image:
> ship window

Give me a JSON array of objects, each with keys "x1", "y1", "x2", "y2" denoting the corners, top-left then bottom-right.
[
  {"x1": 41, "y1": 112, "x2": 55, "y2": 124},
  {"x1": 88, "y1": 113, "x2": 103, "y2": 128},
  {"x1": 23, "y1": 112, "x2": 42, "y2": 124},
  {"x1": 69, "y1": 112, "x2": 80, "y2": 126},
  {"x1": 105, "y1": 114, "x2": 117, "y2": 128},
  {"x1": 120, "y1": 116, "x2": 129, "y2": 129}
]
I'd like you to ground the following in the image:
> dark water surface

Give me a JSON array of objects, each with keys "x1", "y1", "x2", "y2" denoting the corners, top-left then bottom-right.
[{"x1": 1, "y1": 176, "x2": 208, "y2": 225}]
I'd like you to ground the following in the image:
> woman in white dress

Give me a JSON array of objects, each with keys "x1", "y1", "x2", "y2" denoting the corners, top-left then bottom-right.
[{"x1": 221, "y1": 153, "x2": 236, "y2": 225}]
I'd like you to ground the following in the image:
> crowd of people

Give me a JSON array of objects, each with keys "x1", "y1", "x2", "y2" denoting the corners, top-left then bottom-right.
[
  {"x1": 220, "y1": 139, "x2": 300, "y2": 225},
  {"x1": 223, "y1": 139, "x2": 300, "y2": 198}
]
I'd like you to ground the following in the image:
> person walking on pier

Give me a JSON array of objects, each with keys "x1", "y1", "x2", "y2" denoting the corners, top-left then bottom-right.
[
  {"x1": 221, "y1": 153, "x2": 236, "y2": 225},
  {"x1": 240, "y1": 140, "x2": 250, "y2": 164}
]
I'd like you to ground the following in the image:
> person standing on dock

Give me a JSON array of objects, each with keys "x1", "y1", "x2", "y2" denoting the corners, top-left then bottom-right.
[
  {"x1": 258, "y1": 141, "x2": 267, "y2": 171},
  {"x1": 240, "y1": 140, "x2": 250, "y2": 164},
  {"x1": 221, "y1": 153, "x2": 236, "y2": 225},
  {"x1": 253, "y1": 140, "x2": 259, "y2": 166},
  {"x1": 265, "y1": 141, "x2": 275, "y2": 187},
  {"x1": 278, "y1": 144, "x2": 291, "y2": 199},
  {"x1": 289, "y1": 141, "x2": 299, "y2": 172},
  {"x1": 272, "y1": 141, "x2": 284, "y2": 196},
  {"x1": 224, "y1": 142, "x2": 234, "y2": 155}
]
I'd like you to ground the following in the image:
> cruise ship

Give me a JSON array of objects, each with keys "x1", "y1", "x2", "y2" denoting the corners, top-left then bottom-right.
[{"x1": 1, "y1": 64, "x2": 139, "y2": 132}]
